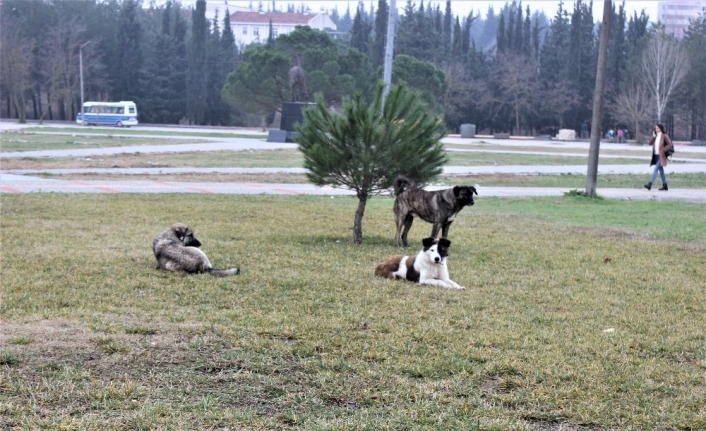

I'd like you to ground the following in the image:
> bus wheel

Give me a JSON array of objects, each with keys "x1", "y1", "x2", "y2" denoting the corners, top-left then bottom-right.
[
  {"x1": 116, "y1": 121, "x2": 123, "y2": 127},
  {"x1": 82, "y1": 120, "x2": 89, "y2": 126}
]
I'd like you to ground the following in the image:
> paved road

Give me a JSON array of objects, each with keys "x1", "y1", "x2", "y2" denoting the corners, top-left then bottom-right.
[
  {"x1": 2, "y1": 121, "x2": 705, "y2": 203},
  {"x1": 2, "y1": 172, "x2": 704, "y2": 203}
]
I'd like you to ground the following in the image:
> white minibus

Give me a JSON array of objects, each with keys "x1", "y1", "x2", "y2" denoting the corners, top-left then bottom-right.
[{"x1": 76, "y1": 101, "x2": 138, "y2": 127}]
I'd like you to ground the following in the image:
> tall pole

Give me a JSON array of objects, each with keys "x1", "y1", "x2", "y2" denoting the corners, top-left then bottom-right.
[
  {"x1": 585, "y1": 1, "x2": 612, "y2": 197},
  {"x1": 382, "y1": 0, "x2": 396, "y2": 103},
  {"x1": 79, "y1": 41, "x2": 91, "y2": 126}
]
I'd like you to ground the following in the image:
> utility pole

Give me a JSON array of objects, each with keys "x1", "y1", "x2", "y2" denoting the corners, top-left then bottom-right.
[
  {"x1": 79, "y1": 41, "x2": 91, "y2": 127},
  {"x1": 382, "y1": 0, "x2": 396, "y2": 103},
  {"x1": 585, "y1": 1, "x2": 612, "y2": 197}
]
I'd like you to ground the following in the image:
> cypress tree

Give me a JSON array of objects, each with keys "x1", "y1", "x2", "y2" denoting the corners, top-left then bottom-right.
[
  {"x1": 350, "y1": 3, "x2": 370, "y2": 57},
  {"x1": 371, "y1": 0, "x2": 388, "y2": 69},
  {"x1": 497, "y1": 13, "x2": 506, "y2": 53},
  {"x1": 187, "y1": 0, "x2": 208, "y2": 124},
  {"x1": 443, "y1": 0, "x2": 452, "y2": 62},
  {"x1": 114, "y1": 0, "x2": 143, "y2": 102},
  {"x1": 523, "y1": 5, "x2": 531, "y2": 56},
  {"x1": 514, "y1": 2, "x2": 523, "y2": 53}
]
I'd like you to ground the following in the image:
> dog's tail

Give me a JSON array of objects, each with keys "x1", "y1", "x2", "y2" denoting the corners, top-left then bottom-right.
[
  {"x1": 208, "y1": 267, "x2": 240, "y2": 277},
  {"x1": 393, "y1": 175, "x2": 417, "y2": 196}
]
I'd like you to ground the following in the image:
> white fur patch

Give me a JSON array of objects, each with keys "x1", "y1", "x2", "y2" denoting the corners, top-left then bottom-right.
[
  {"x1": 391, "y1": 256, "x2": 410, "y2": 279},
  {"x1": 415, "y1": 244, "x2": 464, "y2": 290}
]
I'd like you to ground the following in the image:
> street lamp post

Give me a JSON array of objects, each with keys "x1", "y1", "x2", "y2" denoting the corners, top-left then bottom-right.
[{"x1": 79, "y1": 41, "x2": 91, "y2": 126}]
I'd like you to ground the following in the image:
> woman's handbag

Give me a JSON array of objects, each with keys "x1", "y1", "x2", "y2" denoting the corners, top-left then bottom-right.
[{"x1": 666, "y1": 146, "x2": 675, "y2": 157}]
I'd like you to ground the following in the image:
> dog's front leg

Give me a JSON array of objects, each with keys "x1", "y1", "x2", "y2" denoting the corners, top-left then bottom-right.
[
  {"x1": 430, "y1": 223, "x2": 442, "y2": 239},
  {"x1": 441, "y1": 222, "x2": 453, "y2": 238},
  {"x1": 420, "y1": 278, "x2": 463, "y2": 289},
  {"x1": 441, "y1": 278, "x2": 465, "y2": 290}
]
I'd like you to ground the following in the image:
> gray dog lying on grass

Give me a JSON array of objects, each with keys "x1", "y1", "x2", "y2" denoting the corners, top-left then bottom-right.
[{"x1": 152, "y1": 223, "x2": 240, "y2": 277}]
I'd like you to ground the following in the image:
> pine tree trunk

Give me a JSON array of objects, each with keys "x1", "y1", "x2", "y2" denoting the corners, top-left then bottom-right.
[{"x1": 352, "y1": 193, "x2": 368, "y2": 244}]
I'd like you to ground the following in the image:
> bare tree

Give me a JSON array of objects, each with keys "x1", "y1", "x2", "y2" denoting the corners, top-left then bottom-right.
[
  {"x1": 640, "y1": 31, "x2": 690, "y2": 122},
  {"x1": 38, "y1": 19, "x2": 103, "y2": 124},
  {"x1": 543, "y1": 80, "x2": 580, "y2": 129},
  {"x1": 607, "y1": 80, "x2": 653, "y2": 143},
  {"x1": 494, "y1": 53, "x2": 539, "y2": 135},
  {"x1": 442, "y1": 62, "x2": 479, "y2": 129},
  {"x1": 0, "y1": 18, "x2": 34, "y2": 123}
]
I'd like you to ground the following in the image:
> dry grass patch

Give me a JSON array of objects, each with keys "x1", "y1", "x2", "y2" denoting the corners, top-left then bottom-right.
[
  {"x1": 0, "y1": 149, "x2": 304, "y2": 170},
  {"x1": 1, "y1": 194, "x2": 705, "y2": 430}
]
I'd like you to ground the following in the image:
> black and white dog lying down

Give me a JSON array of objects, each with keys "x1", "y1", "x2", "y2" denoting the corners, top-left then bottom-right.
[{"x1": 375, "y1": 237, "x2": 464, "y2": 290}]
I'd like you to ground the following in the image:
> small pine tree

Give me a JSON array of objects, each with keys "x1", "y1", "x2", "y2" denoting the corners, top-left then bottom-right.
[{"x1": 297, "y1": 81, "x2": 448, "y2": 244}]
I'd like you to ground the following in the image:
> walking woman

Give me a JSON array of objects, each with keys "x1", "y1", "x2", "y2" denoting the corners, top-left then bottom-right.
[{"x1": 644, "y1": 123, "x2": 674, "y2": 191}]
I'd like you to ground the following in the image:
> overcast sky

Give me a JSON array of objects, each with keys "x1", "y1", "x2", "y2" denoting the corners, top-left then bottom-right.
[{"x1": 223, "y1": 0, "x2": 660, "y2": 21}]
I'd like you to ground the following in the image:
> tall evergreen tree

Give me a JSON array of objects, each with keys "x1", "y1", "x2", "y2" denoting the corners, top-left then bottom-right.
[
  {"x1": 442, "y1": 0, "x2": 452, "y2": 63},
  {"x1": 114, "y1": 0, "x2": 143, "y2": 102},
  {"x1": 350, "y1": 3, "x2": 371, "y2": 57},
  {"x1": 514, "y1": 2, "x2": 523, "y2": 53},
  {"x1": 496, "y1": 13, "x2": 506, "y2": 53},
  {"x1": 371, "y1": 0, "x2": 388, "y2": 68},
  {"x1": 681, "y1": 11, "x2": 706, "y2": 139},
  {"x1": 187, "y1": 0, "x2": 208, "y2": 124},
  {"x1": 522, "y1": 5, "x2": 531, "y2": 56}
]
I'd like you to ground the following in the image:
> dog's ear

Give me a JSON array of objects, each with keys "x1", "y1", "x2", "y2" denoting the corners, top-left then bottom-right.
[
  {"x1": 172, "y1": 224, "x2": 190, "y2": 242},
  {"x1": 438, "y1": 238, "x2": 451, "y2": 248},
  {"x1": 453, "y1": 186, "x2": 461, "y2": 197},
  {"x1": 471, "y1": 186, "x2": 478, "y2": 196},
  {"x1": 422, "y1": 237, "x2": 436, "y2": 249}
]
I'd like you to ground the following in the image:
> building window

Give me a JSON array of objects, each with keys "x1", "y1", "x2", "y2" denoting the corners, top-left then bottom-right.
[
  {"x1": 243, "y1": 27, "x2": 247, "y2": 35},
  {"x1": 254, "y1": 27, "x2": 259, "y2": 36}
]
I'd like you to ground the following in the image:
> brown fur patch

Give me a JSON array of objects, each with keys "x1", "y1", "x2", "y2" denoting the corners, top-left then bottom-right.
[{"x1": 375, "y1": 256, "x2": 404, "y2": 278}]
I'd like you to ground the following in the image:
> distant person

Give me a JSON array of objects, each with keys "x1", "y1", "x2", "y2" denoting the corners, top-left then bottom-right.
[
  {"x1": 581, "y1": 121, "x2": 589, "y2": 139},
  {"x1": 617, "y1": 128, "x2": 624, "y2": 143},
  {"x1": 644, "y1": 123, "x2": 674, "y2": 191}
]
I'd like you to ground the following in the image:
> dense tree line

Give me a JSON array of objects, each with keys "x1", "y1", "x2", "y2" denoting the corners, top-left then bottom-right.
[{"x1": 2, "y1": 0, "x2": 704, "y2": 139}]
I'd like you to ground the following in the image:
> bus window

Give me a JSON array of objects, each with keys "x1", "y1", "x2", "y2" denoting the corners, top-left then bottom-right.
[
  {"x1": 128, "y1": 107, "x2": 135, "y2": 114},
  {"x1": 117, "y1": 107, "x2": 124, "y2": 114}
]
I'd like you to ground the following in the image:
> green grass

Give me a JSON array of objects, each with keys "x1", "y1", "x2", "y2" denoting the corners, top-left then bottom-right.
[
  {"x1": 444, "y1": 172, "x2": 706, "y2": 189},
  {"x1": 1, "y1": 194, "x2": 705, "y2": 430},
  {"x1": 1, "y1": 132, "x2": 208, "y2": 152},
  {"x1": 20, "y1": 126, "x2": 266, "y2": 139}
]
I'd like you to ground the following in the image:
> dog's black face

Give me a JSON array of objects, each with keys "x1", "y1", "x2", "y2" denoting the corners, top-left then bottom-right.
[
  {"x1": 453, "y1": 186, "x2": 478, "y2": 207},
  {"x1": 173, "y1": 224, "x2": 201, "y2": 248}
]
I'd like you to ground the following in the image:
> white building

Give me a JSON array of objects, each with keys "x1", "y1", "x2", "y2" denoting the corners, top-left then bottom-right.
[
  {"x1": 229, "y1": 11, "x2": 337, "y2": 48},
  {"x1": 658, "y1": 1, "x2": 706, "y2": 38}
]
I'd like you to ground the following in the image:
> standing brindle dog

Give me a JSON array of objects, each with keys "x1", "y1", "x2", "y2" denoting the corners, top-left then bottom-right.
[{"x1": 393, "y1": 175, "x2": 477, "y2": 247}]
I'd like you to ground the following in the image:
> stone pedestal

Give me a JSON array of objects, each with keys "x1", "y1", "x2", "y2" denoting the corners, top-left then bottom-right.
[
  {"x1": 460, "y1": 124, "x2": 476, "y2": 138},
  {"x1": 557, "y1": 129, "x2": 576, "y2": 141},
  {"x1": 267, "y1": 102, "x2": 314, "y2": 143}
]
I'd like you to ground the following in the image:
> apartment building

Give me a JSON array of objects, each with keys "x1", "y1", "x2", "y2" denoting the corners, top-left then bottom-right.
[
  {"x1": 658, "y1": 0, "x2": 706, "y2": 38},
  {"x1": 229, "y1": 11, "x2": 337, "y2": 48}
]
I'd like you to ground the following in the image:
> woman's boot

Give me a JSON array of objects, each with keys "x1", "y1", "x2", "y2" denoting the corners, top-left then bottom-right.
[{"x1": 644, "y1": 182, "x2": 652, "y2": 190}]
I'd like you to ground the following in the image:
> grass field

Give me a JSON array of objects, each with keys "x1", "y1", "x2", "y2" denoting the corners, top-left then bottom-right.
[
  {"x1": 0, "y1": 132, "x2": 209, "y2": 152},
  {"x1": 18, "y1": 127, "x2": 266, "y2": 140},
  {"x1": 1, "y1": 194, "x2": 705, "y2": 430}
]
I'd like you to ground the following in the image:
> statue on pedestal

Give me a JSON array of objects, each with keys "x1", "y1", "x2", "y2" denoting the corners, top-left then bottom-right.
[{"x1": 288, "y1": 53, "x2": 308, "y2": 103}]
